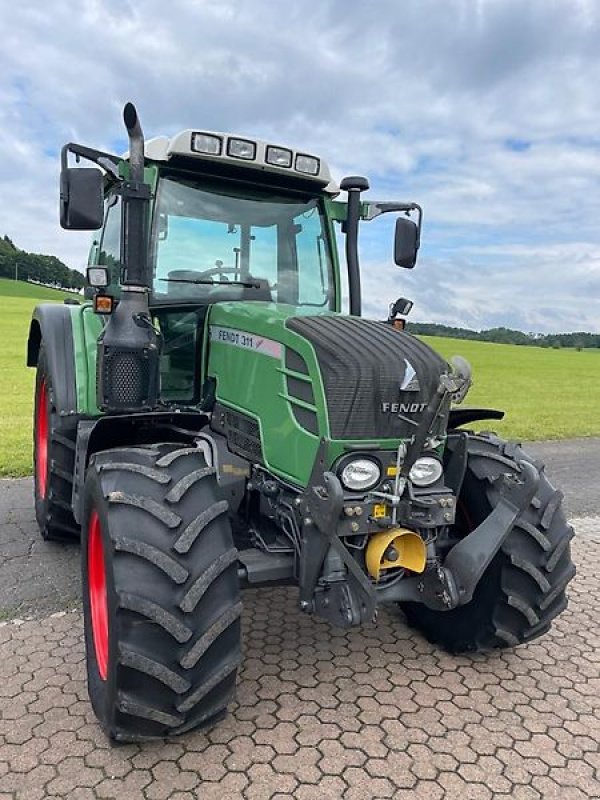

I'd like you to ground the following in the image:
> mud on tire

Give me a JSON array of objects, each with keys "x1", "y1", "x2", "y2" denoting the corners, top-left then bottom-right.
[
  {"x1": 34, "y1": 344, "x2": 80, "y2": 541},
  {"x1": 82, "y1": 443, "x2": 242, "y2": 742},
  {"x1": 401, "y1": 433, "x2": 576, "y2": 653}
]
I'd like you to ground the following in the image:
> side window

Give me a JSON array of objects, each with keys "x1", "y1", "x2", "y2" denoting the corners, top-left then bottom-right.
[
  {"x1": 295, "y1": 208, "x2": 331, "y2": 306},
  {"x1": 154, "y1": 309, "x2": 201, "y2": 403},
  {"x1": 98, "y1": 194, "x2": 121, "y2": 285}
]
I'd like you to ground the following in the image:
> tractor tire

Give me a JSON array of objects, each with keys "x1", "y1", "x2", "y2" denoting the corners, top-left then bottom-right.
[
  {"x1": 34, "y1": 344, "x2": 80, "y2": 541},
  {"x1": 400, "y1": 433, "x2": 576, "y2": 653},
  {"x1": 81, "y1": 443, "x2": 242, "y2": 742}
]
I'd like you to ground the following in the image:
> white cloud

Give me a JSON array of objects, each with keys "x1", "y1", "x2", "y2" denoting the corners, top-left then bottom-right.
[{"x1": 1, "y1": 0, "x2": 599, "y2": 331}]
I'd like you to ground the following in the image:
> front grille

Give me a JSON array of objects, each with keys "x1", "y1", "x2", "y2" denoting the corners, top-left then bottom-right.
[
  {"x1": 97, "y1": 346, "x2": 158, "y2": 411},
  {"x1": 223, "y1": 409, "x2": 263, "y2": 462}
]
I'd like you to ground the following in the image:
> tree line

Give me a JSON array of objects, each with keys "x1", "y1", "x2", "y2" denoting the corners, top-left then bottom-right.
[
  {"x1": 0, "y1": 235, "x2": 85, "y2": 291},
  {"x1": 407, "y1": 322, "x2": 600, "y2": 350}
]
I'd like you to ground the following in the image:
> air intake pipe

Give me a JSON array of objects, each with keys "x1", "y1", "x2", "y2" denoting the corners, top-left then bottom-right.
[{"x1": 96, "y1": 103, "x2": 160, "y2": 412}]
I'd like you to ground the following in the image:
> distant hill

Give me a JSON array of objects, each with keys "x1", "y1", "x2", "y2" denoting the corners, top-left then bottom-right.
[
  {"x1": 0, "y1": 235, "x2": 84, "y2": 291},
  {"x1": 407, "y1": 322, "x2": 600, "y2": 350}
]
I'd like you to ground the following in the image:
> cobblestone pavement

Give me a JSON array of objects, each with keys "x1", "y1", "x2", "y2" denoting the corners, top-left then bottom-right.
[{"x1": 0, "y1": 518, "x2": 598, "y2": 800}]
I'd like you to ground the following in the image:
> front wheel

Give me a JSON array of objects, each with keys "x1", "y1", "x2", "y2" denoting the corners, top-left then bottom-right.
[
  {"x1": 401, "y1": 433, "x2": 576, "y2": 653},
  {"x1": 82, "y1": 443, "x2": 242, "y2": 742}
]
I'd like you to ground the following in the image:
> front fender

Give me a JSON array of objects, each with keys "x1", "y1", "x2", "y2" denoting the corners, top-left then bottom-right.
[
  {"x1": 27, "y1": 303, "x2": 78, "y2": 417},
  {"x1": 449, "y1": 407, "x2": 504, "y2": 429}
]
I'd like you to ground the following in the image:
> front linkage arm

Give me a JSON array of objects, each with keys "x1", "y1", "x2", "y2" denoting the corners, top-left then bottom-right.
[
  {"x1": 295, "y1": 437, "x2": 540, "y2": 623},
  {"x1": 377, "y1": 459, "x2": 540, "y2": 610},
  {"x1": 297, "y1": 441, "x2": 377, "y2": 628}
]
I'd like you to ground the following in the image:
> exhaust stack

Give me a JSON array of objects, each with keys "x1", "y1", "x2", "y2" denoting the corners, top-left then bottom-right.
[{"x1": 96, "y1": 103, "x2": 160, "y2": 413}]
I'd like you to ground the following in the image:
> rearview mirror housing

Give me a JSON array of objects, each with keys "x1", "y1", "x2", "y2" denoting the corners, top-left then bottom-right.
[
  {"x1": 394, "y1": 216, "x2": 419, "y2": 269},
  {"x1": 60, "y1": 167, "x2": 104, "y2": 230}
]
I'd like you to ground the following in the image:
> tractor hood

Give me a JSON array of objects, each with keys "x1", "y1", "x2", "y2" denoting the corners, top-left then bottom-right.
[{"x1": 206, "y1": 302, "x2": 450, "y2": 486}]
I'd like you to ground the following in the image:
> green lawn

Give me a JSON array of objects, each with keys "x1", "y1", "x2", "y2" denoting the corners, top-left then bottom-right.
[
  {"x1": 0, "y1": 279, "x2": 77, "y2": 476},
  {"x1": 0, "y1": 277, "x2": 77, "y2": 300},
  {"x1": 0, "y1": 277, "x2": 598, "y2": 477},
  {"x1": 421, "y1": 337, "x2": 600, "y2": 441}
]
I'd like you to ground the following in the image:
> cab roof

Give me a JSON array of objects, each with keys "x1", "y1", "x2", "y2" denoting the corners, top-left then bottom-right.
[{"x1": 140, "y1": 130, "x2": 339, "y2": 195}]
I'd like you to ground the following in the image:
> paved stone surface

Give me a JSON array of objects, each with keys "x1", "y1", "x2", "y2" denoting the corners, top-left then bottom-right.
[
  {"x1": 0, "y1": 442, "x2": 598, "y2": 798},
  {"x1": 0, "y1": 519, "x2": 598, "y2": 799}
]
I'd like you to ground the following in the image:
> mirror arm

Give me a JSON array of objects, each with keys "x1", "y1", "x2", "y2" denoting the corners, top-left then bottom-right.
[
  {"x1": 362, "y1": 201, "x2": 421, "y2": 220},
  {"x1": 61, "y1": 143, "x2": 122, "y2": 180},
  {"x1": 364, "y1": 201, "x2": 423, "y2": 249}
]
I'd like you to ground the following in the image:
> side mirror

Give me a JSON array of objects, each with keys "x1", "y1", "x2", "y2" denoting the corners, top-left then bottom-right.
[
  {"x1": 60, "y1": 168, "x2": 103, "y2": 230},
  {"x1": 390, "y1": 297, "x2": 414, "y2": 317},
  {"x1": 394, "y1": 216, "x2": 419, "y2": 269}
]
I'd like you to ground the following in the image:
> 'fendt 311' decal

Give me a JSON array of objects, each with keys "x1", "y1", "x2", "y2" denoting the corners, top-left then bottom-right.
[{"x1": 210, "y1": 326, "x2": 283, "y2": 359}]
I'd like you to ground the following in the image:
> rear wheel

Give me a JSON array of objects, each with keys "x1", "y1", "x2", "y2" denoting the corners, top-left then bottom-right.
[
  {"x1": 82, "y1": 443, "x2": 242, "y2": 742},
  {"x1": 34, "y1": 345, "x2": 79, "y2": 540},
  {"x1": 401, "y1": 433, "x2": 576, "y2": 653}
]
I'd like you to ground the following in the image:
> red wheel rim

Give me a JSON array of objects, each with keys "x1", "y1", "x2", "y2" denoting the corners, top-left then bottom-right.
[
  {"x1": 88, "y1": 510, "x2": 109, "y2": 680},
  {"x1": 35, "y1": 379, "x2": 49, "y2": 499}
]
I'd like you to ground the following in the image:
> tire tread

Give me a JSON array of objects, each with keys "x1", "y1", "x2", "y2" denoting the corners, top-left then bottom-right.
[
  {"x1": 82, "y1": 443, "x2": 241, "y2": 742},
  {"x1": 401, "y1": 433, "x2": 575, "y2": 653}
]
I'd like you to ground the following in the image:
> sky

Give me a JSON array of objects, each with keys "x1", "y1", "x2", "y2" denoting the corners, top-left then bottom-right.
[{"x1": 2, "y1": 0, "x2": 600, "y2": 333}]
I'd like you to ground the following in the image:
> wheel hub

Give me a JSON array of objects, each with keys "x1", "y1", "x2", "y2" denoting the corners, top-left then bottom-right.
[
  {"x1": 35, "y1": 379, "x2": 49, "y2": 499},
  {"x1": 88, "y1": 510, "x2": 109, "y2": 680}
]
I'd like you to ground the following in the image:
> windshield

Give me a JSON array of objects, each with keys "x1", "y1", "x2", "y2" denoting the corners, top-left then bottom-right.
[{"x1": 150, "y1": 176, "x2": 335, "y2": 308}]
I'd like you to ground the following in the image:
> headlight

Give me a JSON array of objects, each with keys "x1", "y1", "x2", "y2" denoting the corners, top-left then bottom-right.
[
  {"x1": 191, "y1": 132, "x2": 222, "y2": 155},
  {"x1": 295, "y1": 153, "x2": 320, "y2": 175},
  {"x1": 227, "y1": 137, "x2": 256, "y2": 160},
  {"x1": 409, "y1": 456, "x2": 443, "y2": 487},
  {"x1": 86, "y1": 267, "x2": 109, "y2": 288},
  {"x1": 340, "y1": 459, "x2": 381, "y2": 492},
  {"x1": 266, "y1": 145, "x2": 293, "y2": 168}
]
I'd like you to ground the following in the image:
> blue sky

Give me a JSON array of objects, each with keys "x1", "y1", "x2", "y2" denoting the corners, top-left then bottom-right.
[{"x1": 2, "y1": 0, "x2": 600, "y2": 332}]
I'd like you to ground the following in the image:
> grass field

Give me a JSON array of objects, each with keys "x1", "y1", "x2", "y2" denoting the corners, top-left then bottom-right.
[
  {"x1": 0, "y1": 279, "x2": 76, "y2": 477},
  {"x1": 0, "y1": 276, "x2": 599, "y2": 477},
  {"x1": 421, "y1": 336, "x2": 600, "y2": 441}
]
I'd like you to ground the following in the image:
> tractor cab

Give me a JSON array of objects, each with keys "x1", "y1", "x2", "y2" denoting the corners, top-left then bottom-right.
[
  {"x1": 63, "y1": 106, "x2": 421, "y2": 415},
  {"x1": 91, "y1": 128, "x2": 340, "y2": 312},
  {"x1": 90, "y1": 151, "x2": 341, "y2": 404}
]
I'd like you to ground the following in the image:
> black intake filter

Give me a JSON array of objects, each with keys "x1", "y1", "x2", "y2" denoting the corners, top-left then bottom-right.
[
  {"x1": 96, "y1": 290, "x2": 160, "y2": 412},
  {"x1": 287, "y1": 315, "x2": 449, "y2": 440}
]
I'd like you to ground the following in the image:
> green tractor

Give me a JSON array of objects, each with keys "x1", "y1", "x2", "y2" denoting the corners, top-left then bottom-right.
[{"x1": 28, "y1": 104, "x2": 575, "y2": 742}]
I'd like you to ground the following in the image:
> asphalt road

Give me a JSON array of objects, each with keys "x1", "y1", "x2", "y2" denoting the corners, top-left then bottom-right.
[
  {"x1": 524, "y1": 437, "x2": 600, "y2": 518},
  {"x1": 0, "y1": 438, "x2": 598, "y2": 799}
]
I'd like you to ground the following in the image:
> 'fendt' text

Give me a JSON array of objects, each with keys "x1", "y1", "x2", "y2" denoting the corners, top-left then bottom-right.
[{"x1": 382, "y1": 402, "x2": 427, "y2": 414}]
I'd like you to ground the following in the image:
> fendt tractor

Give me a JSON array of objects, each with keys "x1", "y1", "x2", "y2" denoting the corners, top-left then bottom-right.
[{"x1": 28, "y1": 104, "x2": 575, "y2": 742}]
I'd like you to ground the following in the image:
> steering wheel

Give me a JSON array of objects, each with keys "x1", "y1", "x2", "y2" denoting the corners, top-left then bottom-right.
[{"x1": 192, "y1": 266, "x2": 239, "y2": 282}]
